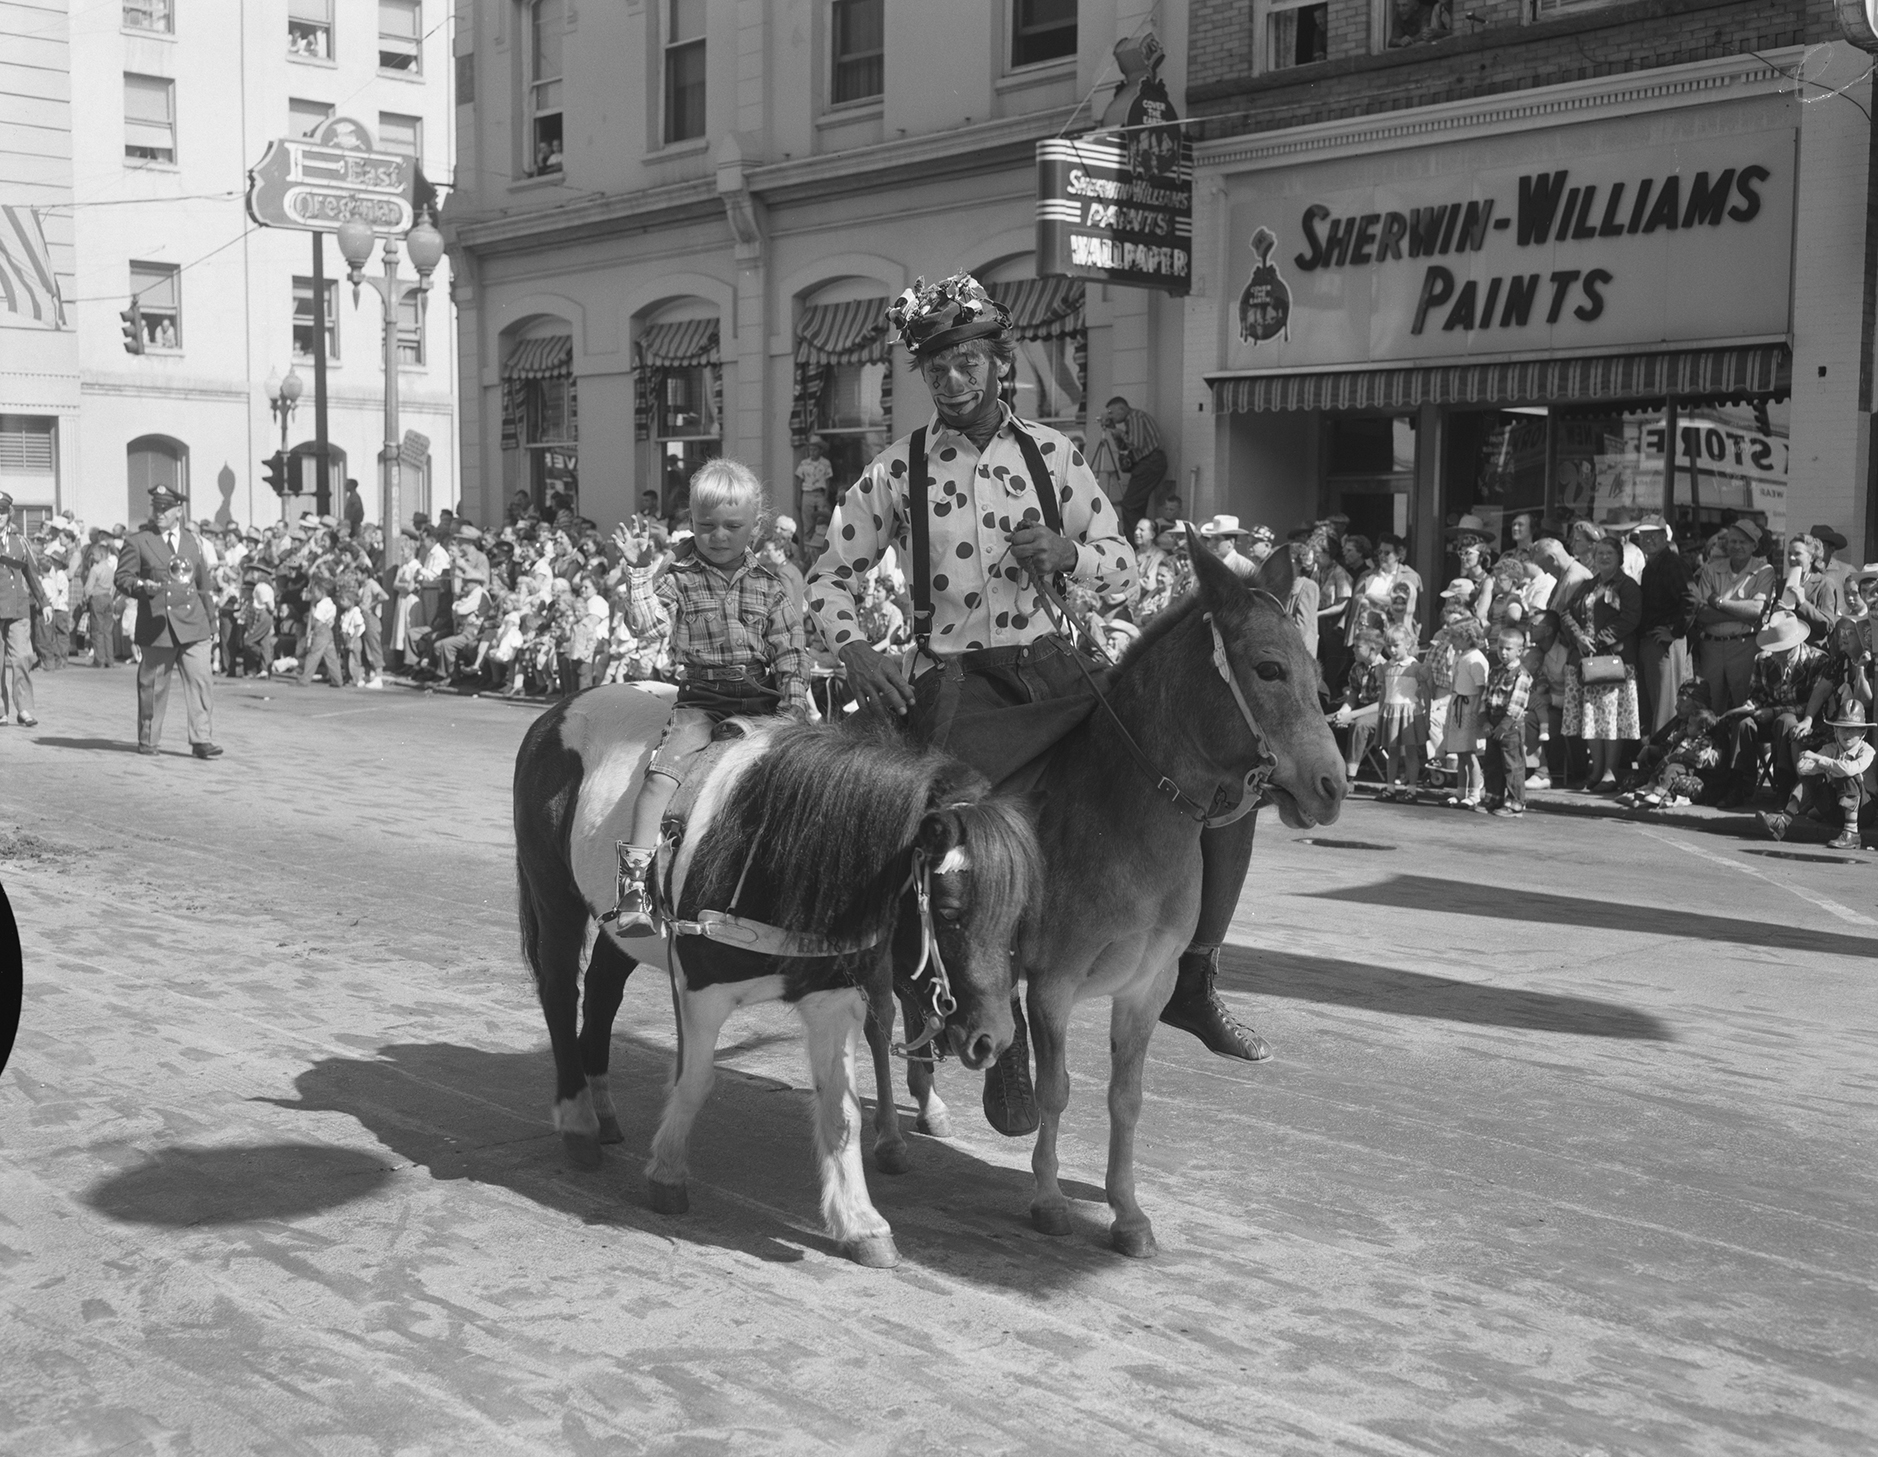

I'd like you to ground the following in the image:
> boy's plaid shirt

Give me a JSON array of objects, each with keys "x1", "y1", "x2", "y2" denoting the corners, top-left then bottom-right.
[
  {"x1": 1483, "y1": 661, "x2": 1533, "y2": 722},
  {"x1": 627, "y1": 548, "x2": 810, "y2": 714}
]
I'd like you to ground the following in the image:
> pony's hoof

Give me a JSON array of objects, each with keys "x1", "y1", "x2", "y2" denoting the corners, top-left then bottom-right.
[
  {"x1": 562, "y1": 1132, "x2": 603, "y2": 1170},
  {"x1": 873, "y1": 1143, "x2": 912, "y2": 1176},
  {"x1": 1031, "y1": 1204, "x2": 1073, "y2": 1237},
  {"x1": 843, "y1": 1234, "x2": 900, "y2": 1268},
  {"x1": 915, "y1": 1110, "x2": 954, "y2": 1139},
  {"x1": 1112, "y1": 1223, "x2": 1158, "y2": 1259},
  {"x1": 646, "y1": 1178, "x2": 689, "y2": 1216},
  {"x1": 596, "y1": 1115, "x2": 625, "y2": 1145}
]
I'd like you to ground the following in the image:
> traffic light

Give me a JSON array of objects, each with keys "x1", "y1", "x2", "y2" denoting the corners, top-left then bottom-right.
[
  {"x1": 261, "y1": 452, "x2": 287, "y2": 497},
  {"x1": 119, "y1": 300, "x2": 144, "y2": 355}
]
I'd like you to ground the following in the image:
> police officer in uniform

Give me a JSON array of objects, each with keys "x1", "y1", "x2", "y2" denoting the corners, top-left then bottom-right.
[{"x1": 115, "y1": 485, "x2": 223, "y2": 758}]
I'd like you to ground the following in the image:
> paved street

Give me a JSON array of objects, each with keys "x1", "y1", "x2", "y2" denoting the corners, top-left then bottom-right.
[{"x1": 1, "y1": 667, "x2": 1873, "y2": 1456}]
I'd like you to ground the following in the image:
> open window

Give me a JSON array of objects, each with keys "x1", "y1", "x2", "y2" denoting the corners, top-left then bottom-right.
[
  {"x1": 528, "y1": 0, "x2": 564, "y2": 174},
  {"x1": 288, "y1": 0, "x2": 333, "y2": 59},
  {"x1": 379, "y1": 0, "x2": 421, "y2": 73}
]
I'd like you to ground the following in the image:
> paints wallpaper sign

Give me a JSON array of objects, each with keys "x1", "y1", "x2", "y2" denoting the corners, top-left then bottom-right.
[{"x1": 1224, "y1": 121, "x2": 1795, "y2": 371}]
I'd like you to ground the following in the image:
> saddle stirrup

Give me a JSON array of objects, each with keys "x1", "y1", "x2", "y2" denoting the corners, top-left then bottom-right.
[{"x1": 603, "y1": 841, "x2": 661, "y2": 933}]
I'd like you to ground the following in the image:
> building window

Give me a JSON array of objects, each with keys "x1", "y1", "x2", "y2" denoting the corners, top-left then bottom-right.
[
  {"x1": 528, "y1": 0, "x2": 564, "y2": 174},
  {"x1": 1387, "y1": 0, "x2": 1451, "y2": 46},
  {"x1": 292, "y1": 276, "x2": 338, "y2": 361},
  {"x1": 289, "y1": 97, "x2": 334, "y2": 137},
  {"x1": 378, "y1": 111, "x2": 422, "y2": 159},
  {"x1": 830, "y1": 0, "x2": 883, "y2": 106},
  {"x1": 288, "y1": 0, "x2": 332, "y2": 59},
  {"x1": 664, "y1": 0, "x2": 706, "y2": 144},
  {"x1": 130, "y1": 262, "x2": 181, "y2": 349},
  {"x1": 123, "y1": 0, "x2": 173, "y2": 34},
  {"x1": 1011, "y1": 0, "x2": 1076, "y2": 68},
  {"x1": 397, "y1": 291, "x2": 425, "y2": 365},
  {"x1": 379, "y1": 0, "x2": 421, "y2": 72},
  {"x1": 123, "y1": 74, "x2": 176, "y2": 163},
  {"x1": 1263, "y1": 0, "x2": 1327, "y2": 69},
  {"x1": 1528, "y1": 0, "x2": 1626, "y2": 17},
  {"x1": 0, "y1": 416, "x2": 57, "y2": 479}
]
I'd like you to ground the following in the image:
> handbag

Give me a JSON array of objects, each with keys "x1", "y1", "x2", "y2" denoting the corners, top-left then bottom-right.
[{"x1": 1580, "y1": 653, "x2": 1626, "y2": 685}]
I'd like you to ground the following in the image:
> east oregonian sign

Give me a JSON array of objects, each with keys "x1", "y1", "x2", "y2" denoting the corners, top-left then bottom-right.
[
  {"x1": 1037, "y1": 73, "x2": 1193, "y2": 294},
  {"x1": 1224, "y1": 122, "x2": 1795, "y2": 371},
  {"x1": 247, "y1": 116, "x2": 417, "y2": 236}
]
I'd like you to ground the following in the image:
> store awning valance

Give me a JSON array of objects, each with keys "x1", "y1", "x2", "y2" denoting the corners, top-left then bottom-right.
[
  {"x1": 988, "y1": 277, "x2": 1085, "y2": 343},
  {"x1": 796, "y1": 298, "x2": 892, "y2": 366},
  {"x1": 1208, "y1": 344, "x2": 1792, "y2": 415},
  {"x1": 502, "y1": 335, "x2": 573, "y2": 381},
  {"x1": 635, "y1": 317, "x2": 721, "y2": 369}
]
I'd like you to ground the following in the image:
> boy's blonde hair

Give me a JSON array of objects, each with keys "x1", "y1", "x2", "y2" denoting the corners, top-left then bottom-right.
[{"x1": 689, "y1": 458, "x2": 768, "y2": 526}]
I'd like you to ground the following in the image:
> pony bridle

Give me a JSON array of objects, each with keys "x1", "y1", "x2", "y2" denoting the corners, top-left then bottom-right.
[
  {"x1": 892, "y1": 843, "x2": 961, "y2": 1061},
  {"x1": 1206, "y1": 607, "x2": 1282, "y2": 813}
]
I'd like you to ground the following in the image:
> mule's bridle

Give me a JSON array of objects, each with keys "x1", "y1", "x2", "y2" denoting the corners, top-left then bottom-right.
[
  {"x1": 1032, "y1": 573, "x2": 1280, "y2": 828},
  {"x1": 890, "y1": 844, "x2": 959, "y2": 1061}
]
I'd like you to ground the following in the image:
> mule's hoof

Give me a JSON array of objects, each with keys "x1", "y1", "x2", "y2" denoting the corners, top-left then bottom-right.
[
  {"x1": 843, "y1": 1234, "x2": 900, "y2": 1268},
  {"x1": 915, "y1": 1110, "x2": 954, "y2": 1139},
  {"x1": 1031, "y1": 1204, "x2": 1073, "y2": 1237},
  {"x1": 873, "y1": 1143, "x2": 912, "y2": 1176},
  {"x1": 647, "y1": 1179, "x2": 689, "y2": 1216},
  {"x1": 562, "y1": 1132, "x2": 603, "y2": 1170},
  {"x1": 596, "y1": 1115, "x2": 625, "y2": 1145},
  {"x1": 1112, "y1": 1224, "x2": 1158, "y2": 1259}
]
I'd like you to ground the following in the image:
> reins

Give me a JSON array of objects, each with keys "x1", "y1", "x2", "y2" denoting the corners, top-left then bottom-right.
[{"x1": 1029, "y1": 570, "x2": 1277, "y2": 829}]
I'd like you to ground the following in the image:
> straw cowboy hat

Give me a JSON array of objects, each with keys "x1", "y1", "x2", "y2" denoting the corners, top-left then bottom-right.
[
  {"x1": 1755, "y1": 611, "x2": 1810, "y2": 653},
  {"x1": 1200, "y1": 514, "x2": 1248, "y2": 539},
  {"x1": 1446, "y1": 513, "x2": 1491, "y2": 538},
  {"x1": 1827, "y1": 700, "x2": 1872, "y2": 732},
  {"x1": 1632, "y1": 513, "x2": 1674, "y2": 542}
]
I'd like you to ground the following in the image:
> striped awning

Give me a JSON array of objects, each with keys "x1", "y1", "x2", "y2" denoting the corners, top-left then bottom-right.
[
  {"x1": 635, "y1": 317, "x2": 721, "y2": 369},
  {"x1": 502, "y1": 335, "x2": 573, "y2": 381},
  {"x1": 988, "y1": 277, "x2": 1085, "y2": 343},
  {"x1": 796, "y1": 297, "x2": 892, "y2": 366},
  {"x1": 1209, "y1": 344, "x2": 1791, "y2": 414}
]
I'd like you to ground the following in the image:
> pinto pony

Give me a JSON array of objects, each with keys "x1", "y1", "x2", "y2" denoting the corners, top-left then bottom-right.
[{"x1": 512, "y1": 685, "x2": 1040, "y2": 1267}]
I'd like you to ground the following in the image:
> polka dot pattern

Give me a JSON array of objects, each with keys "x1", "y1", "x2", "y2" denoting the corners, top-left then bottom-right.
[{"x1": 801, "y1": 414, "x2": 1136, "y2": 654}]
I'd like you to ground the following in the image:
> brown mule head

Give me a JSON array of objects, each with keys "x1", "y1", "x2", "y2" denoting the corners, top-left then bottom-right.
[
  {"x1": 912, "y1": 795, "x2": 1041, "y2": 1069},
  {"x1": 1189, "y1": 529, "x2": 1346, "y2": 828}
]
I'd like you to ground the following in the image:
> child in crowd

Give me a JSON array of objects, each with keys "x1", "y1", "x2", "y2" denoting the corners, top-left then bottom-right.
[
  {"x1": 335, "y1": 588, "x2": 366, "y2": 684},
  {"x1": 1759, "y1": 700, "x2": 1875, "y2": 849},
  {"x1": 1442, "y1": 615, "x2": 1490, "y2": 809},
  {"x1": 298, "y1": 582, "x2": 344, "y2": 687},
  {"x1": 1480, "y1": 624, "x2": 1534, "y2": 817},
  {"x1": 611, "y1": 458, "x2": 810, "y2": 934},
  {"x1": 488, "y1": 604, "x2": 527, "y2": 695},
  {"x1": 1620, "y1": 682, "x2": 1724, "y2": 810},
  {"x1": 1333, "y1": 628, "x2": 1386, "y2": 781},
  {"x1": 1375, "y1": 623, "x2": 1424, "y2": 802}
]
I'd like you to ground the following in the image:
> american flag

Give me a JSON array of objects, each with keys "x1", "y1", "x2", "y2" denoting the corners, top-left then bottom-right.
[{"x1": 0, "y1": 206, "x2": 67, "y2": 328}]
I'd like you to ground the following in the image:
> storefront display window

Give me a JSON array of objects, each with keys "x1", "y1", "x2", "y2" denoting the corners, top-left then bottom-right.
[
  {"x1": 1324, "y1": 415, "x2": 1415, "y2": 543},
  {"x1": 633, "y1": 315, "x2": 722, "y2": 516}
]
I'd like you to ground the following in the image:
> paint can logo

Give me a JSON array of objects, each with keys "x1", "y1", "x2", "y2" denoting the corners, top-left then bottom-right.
[{"x1": 1239, "y1": 227, "x2": 1291, "y2": 344}]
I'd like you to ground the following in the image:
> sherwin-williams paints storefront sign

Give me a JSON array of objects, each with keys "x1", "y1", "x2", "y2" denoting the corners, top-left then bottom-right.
[{"x1": 1223, "y1": 113, "x2": 1795, "y2": 370}]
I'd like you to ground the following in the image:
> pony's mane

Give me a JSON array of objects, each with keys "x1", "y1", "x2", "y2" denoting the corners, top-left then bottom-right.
[
  {"x1": 1114, "y1": 593, "x2": 1201, "y2": 679},
  {"x1": 680, "y1": 720, "x2": 958, "y2": 948},
  {"x1": 943, "y1": 795, "x2": 1043, "y2": 934}
]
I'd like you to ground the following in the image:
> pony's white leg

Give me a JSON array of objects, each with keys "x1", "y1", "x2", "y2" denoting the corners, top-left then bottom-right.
[
  {"x1": 587, "y1": 1072, "x2": 621, "y2": 1145},
  {"x1": 796, "y1": 988, "x2": 898, "y2": 1268},
  {"x1": 909, "y1": 1056, "x2": 952, "y2": 1138},
  {"x1": 552, "y1": 1086, "x2": 598, "y2": 1142},
  {"x1": 1028, "y1": 981, "x2": 1076, "y2": 1237},
  {"x1": 862, "y1": 972, "x2": 911, "y2": 1176},
  {"x1": 1105, "y1": 985, "x2": 1165, "y2": 1258},
  {"x1": 645, "y1": 976, "x2": 738, "y2": 1215}
]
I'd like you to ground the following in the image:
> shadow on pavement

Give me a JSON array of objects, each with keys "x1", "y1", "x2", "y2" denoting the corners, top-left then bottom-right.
[
  {"x1": 1304, "y1": 873, "x2": 1878, "y2": 959},
  {"x1": 1218, "y1": 946, "x2": 1672, "y2": 1040},
  {"x1": 31, "y1": 736, "x2": 144, "y2": 755},
  {"x1": 256, "y1": 1038, "x2": 1113, "y2": 1288},
  {"x1": 82, "y1": 1143, "x2": 395, "y2": 1225}
]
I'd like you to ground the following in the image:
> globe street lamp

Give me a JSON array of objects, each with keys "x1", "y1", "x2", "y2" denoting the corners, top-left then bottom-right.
[
  {"x1": 263, "y1": 364, "x2": 304, "y2": 453},
  {"x1": 336, "y1": 210, "x2": 444, "y2": 544}
]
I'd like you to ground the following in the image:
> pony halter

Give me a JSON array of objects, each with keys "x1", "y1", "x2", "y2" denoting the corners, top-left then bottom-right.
[{"x1": 890, "y1": 844, "x2": 960, "y2": 1062}]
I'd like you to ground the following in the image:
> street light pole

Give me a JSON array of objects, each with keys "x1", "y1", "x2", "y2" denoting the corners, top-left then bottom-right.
[{"x1": 336, "y1": 212, "x2": 444, "y2": 542}]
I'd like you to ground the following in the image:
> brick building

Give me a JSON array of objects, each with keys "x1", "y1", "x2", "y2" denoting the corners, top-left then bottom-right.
[{"x1": 1178, "y1": 0, "x2": 1876, "y2": 591}]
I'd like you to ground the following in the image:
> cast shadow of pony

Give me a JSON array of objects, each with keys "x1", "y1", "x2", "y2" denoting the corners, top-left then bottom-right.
[{"x1": 257, "y1": 1038, "x2": 1111, "y2": 1288}]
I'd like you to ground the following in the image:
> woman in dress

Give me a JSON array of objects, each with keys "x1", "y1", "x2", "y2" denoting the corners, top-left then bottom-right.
[{"x1": 1562, "y1": 536, "x2": 1643, "y2": 793}]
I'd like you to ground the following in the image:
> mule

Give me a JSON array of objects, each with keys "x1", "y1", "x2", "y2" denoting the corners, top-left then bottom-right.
[{"x1": 512, "y1": 685, "x2": 1040, "y2": 1266}]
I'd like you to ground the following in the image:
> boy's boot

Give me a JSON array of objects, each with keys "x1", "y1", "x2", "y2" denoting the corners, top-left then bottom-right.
[
  {"x1": 606, "y1": 841, "x2": 660, "y2": 936},
  {"x1": 1160, "y1": 944, "x2": 1271, "y2": 1061},
  {"x1": 981, "y1": 992, "x2": 1038, "y2": 1136}
]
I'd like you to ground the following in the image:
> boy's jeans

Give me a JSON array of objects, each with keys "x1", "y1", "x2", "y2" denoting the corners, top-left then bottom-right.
[{"x1": 1484, "y1": 714, "x2": 1528, "y2": 809}]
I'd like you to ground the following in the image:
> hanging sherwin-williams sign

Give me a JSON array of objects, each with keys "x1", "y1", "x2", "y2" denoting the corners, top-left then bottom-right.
[
  {"x1": 1037, "y1": 47, "x2": 1192, "y2": 296},
  {"x1": 1221, "y1": 111, "x2": 1796, "y2": 370}
]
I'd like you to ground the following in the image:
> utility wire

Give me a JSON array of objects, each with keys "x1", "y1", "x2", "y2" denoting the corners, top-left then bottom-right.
[{"x1": 61, "y1": 221, "x2": 262, "y2": 305}]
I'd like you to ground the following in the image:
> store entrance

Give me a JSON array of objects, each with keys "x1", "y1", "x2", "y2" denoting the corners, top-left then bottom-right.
[{"x1": 1322, "y1": 415, "x2": 1415, "y2": 543}]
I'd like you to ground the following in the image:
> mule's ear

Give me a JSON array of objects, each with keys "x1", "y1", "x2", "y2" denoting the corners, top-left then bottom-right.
[
  {"x1": 1252, "y1": 542, "x2": 1295, "y2": 601},
  {"x1": 1187, "y1": 525, "x2": 1241, "y2": 609}
]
